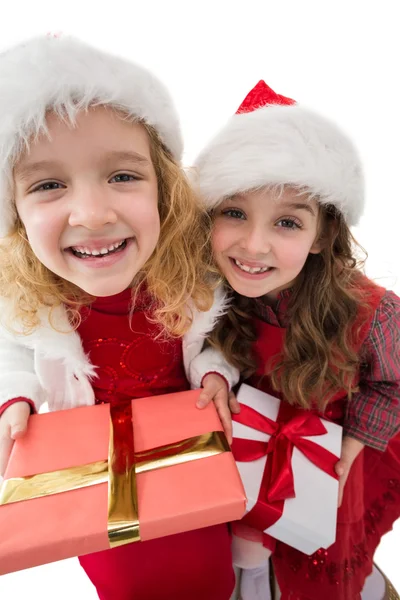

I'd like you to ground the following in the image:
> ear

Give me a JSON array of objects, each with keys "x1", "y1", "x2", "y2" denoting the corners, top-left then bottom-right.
[
  {"x1": 309, "y1": 237, "x2": 324, "y2": 255},
  {"x1": 309, "y1": 210, "x2": 337, "y2": 254}
]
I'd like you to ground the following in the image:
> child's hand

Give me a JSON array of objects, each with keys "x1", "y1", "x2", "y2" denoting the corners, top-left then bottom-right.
[
  {"x1": 335, "y1": 435, "x2": 364, "y2": 507},
  {"x1": 196, "y1": 373, "x2": 240, "y2": 445},
  {"x1": 0, "y1": 402, "x2": 31, "y2": 477}
]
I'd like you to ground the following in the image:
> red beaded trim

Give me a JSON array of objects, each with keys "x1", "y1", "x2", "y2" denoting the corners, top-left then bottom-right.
[{"x1": 274, "y1": 477, "x2": 400, "y2": 588}]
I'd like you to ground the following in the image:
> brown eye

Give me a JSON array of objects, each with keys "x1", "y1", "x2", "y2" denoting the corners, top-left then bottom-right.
[
  {"x1": 222, "y1": 208, "x2": 246, "y2": 220},
  {"x1": 276, "y1": 218, "x2": 302, "y2": 229}
]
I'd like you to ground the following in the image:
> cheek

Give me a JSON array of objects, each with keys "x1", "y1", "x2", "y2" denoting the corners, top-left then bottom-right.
[
  {"x1": 19, "y1": 204, "x2": 63, "y2": 249},
  {"x1": 278, "y1": 237, "x2": 315, "y2": 269},
  {"x1": 211, "y1": 221, "x2": 233, "y2": 255},
  {"x1": 133, "y1": 197, "x2": 161, "y2": 240}
]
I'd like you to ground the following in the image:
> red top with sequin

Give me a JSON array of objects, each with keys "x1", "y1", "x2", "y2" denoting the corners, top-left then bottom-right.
[{"x1": 77, "y1": 288, "x2": 189, "y2": 406}]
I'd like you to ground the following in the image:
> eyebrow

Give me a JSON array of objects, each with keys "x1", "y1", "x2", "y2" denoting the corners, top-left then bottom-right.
[
  {"x1": 230, "y1": 195, "x2": 316, "y2": 217},
  {"x1": 101, "y1": 150, "x2": 150, "y2": 166},
  {"x1": 282, "y1": 202, "x2": 316, "y2": 216},
  {"x1": 14, "y1": 160, "x2": 60, "y2": 182},
  {"x1": 14, "y1": 150, "x2": 150, "y2": 182}
]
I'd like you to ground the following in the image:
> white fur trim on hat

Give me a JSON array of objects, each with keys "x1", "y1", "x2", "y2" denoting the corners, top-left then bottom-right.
[
  {"x1": 0, "y1": 35, "x2": 183, "y2": 237},
  {"x1": 194, "y1": 104, "x2": 364, "y2": 226}
]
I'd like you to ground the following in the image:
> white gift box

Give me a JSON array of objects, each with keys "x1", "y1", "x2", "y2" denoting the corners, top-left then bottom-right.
[{"x1": 233, "y1": 384, "x2": 342, "y2": 555}]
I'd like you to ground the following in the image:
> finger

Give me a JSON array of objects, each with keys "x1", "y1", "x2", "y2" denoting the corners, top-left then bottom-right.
[
  {"x1": 337, "y1": 468, "x2": 350, "y2": 507},
  {"x1": 10, "y1": 417, "x2": 29, "y2": 440},
  {"x1": 11, "y1": 426, "x2": 28, "y2": 440},
  {"x1": 213, "y1": 391, "x2": 233, "y2": 444},
  {"x1": 216, "y1": 403, "x2": 233, "y2": 445},
  {"x1": 228, "y1": 392, "x2": 241, "y2": 414},
  {"x1": 335, "y1": 460, "x2": 346, "y2": 477},
  {"x1": 337, "y1": 480, "x2": 344, "y2": 507},
  {"x1": 9, "y1": 409, "x2": 30, "y2": 440},
  {"x1": 196, "y1": 387, "x2": 215, "y2": 409}
]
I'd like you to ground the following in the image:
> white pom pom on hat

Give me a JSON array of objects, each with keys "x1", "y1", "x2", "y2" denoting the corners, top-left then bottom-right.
[
  {"x1": 0, "y1": 34, "x2": 183, "y2": 237},
  {"x1": 194, "y1": 80, "x2": 364, "y2": 226}
]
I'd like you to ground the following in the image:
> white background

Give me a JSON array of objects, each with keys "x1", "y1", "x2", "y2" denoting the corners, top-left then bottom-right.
[{"x1": 0, "y1": 0, "x2": 399, "y2": 597}]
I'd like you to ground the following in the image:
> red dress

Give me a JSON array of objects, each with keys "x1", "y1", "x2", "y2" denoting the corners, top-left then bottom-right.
[
  {"x1": 247, "y1": 280, "x2": 400, "y2": 600},
  {"x1": 77, "y1": 289, "x2": 235, "y2": 600}
]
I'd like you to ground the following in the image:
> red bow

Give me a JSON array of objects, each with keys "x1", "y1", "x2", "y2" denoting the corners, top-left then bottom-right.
[{"x1": 232, "y1": 403, "x2": 339, "y2": 541}]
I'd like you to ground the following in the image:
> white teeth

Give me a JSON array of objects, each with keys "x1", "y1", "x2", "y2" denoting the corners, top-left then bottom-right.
[
  {"x1": 71, "y1": 240, "x2": 125, "y2": 257},
  {"x1": 234, "y1": 259, "x2": 270, "y2": 274}
]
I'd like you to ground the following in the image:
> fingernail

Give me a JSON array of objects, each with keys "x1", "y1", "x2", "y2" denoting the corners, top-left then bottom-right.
[
  {"x1": 196, "y1": 401, "x2": 205, "y2": 409},
  {"x1": 11, "y1": 428, "x2": 23, "y2": 438}
]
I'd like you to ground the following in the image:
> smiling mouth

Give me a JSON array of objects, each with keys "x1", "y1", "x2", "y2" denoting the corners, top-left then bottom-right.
[
  {"x1": 232, "y1": 258, "x2": 273, "y2": 274},
  {"x1": 69, "y1": 239, "x2": 128, "y2": 259}
]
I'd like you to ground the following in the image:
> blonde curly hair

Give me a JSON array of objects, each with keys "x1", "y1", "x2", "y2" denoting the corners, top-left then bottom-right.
[{"x1": 0, "y1": 116, "x2": 215, "y2": 337}]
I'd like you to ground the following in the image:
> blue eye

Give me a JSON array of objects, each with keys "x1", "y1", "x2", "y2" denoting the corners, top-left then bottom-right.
[
  {"x1": 109, "y1": 173, "x2": 140, "y2": 183},
  {"x1": 222, "y1": 208, "x2": 246, "y2": 220},
  {"x1": 276, "y1": 218, "x2": 302, "y2": 229}
]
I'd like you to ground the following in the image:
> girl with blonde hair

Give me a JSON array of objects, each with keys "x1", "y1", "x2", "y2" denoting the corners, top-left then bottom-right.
[{"x1": 0, "y1": 35, "x2": 236, "y2": 600}]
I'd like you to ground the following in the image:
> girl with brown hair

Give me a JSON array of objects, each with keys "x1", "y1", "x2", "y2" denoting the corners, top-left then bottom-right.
[{"x1": 191, "y1": 81, "x2": 400, "y2": 600}]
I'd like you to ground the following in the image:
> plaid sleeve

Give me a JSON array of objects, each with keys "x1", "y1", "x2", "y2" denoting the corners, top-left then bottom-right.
[{"x1": 344, "y1": 289, "x2": 400, "y2": 451}]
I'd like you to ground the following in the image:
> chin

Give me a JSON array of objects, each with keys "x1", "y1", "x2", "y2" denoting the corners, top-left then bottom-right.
[
  {"x1": 239, "y1": 288, "x2": 269, "y2": 299},
  {"x1": 225, "y1": 278, "x2": 267, "y2": 299},
  {"x1": 245, "y1": 290, "x2": 268, "y2": 299},
  {"x1": 77, "y1": 278, "x2": 132, "y2": 298}
]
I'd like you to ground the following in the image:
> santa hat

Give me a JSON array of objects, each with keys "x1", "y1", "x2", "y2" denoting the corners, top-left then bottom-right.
[
  {"x1": 0, "y1": 35, "x2": 183, "y2": 237},
  {"x1": 194, "y1": 81, "x2": 364, "y2": 226}
]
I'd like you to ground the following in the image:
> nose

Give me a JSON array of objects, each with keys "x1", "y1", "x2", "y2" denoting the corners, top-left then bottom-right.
[
  {"x1": 239, "y1": 222, "x2": 271, "y2": 256},
  {"x1": 68, "y1": 186, "x2": 117, "y2": 230}
]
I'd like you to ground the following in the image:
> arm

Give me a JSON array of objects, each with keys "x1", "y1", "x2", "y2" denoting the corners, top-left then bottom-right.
[
  {"x1": 0, "y1": 401, "x2": 32, "y2": 476},
  {"x1": 189, "y1": 347, "x2": 241, "y2": 444},
  {"x1": 183, "y1": 284, "x2": 239, "y2": 389},
  {"x1": 344, "y1": 290, "x2": 400, "y2": 451},
  {"x1": 0, "y1": 336, "x2": 44, "y2": 412},
  {"x1": 0, "y1": 332, "x2": 44, "y2": 476},
  {"x1": 189, "y1": 345, "x2": 240, "y2": 392},
  {"x1": 336, "y1": 290, "x2": 400, "y2": 505},
  {"x1": 182, "y1": 288, "x2": 241, "y2": 442}
]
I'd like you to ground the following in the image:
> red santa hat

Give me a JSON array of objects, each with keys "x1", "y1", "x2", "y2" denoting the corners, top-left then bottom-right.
[
  {"x1": 194, "y1": 81, "x2": 364, "y2": 226},
  {"x1": 0, "y1": 35, "x2": 183, "y2": 237}
]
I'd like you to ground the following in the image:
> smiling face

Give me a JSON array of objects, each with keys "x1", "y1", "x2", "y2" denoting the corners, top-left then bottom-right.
[
  {"x1": 13, "y1": 106, "x2": 160, "y2": 297},
  {"x1": 211, "y1": 186, "x2": 322, "y2": 299}
]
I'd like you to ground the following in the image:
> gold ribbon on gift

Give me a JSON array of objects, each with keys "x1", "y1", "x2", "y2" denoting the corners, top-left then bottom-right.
[{"x1": 0, "y1": 403, "x2": 230, "y2": 549}]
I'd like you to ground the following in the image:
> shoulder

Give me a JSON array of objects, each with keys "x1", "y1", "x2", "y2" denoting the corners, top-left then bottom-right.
[
  {"x1": 370, "y1": 288, "x2": 400, "y2": 328},
  {"x1": 0, "y1": 296, "x2": 71, "y2": 346},
  {"x1": 364, "y1": 288, "x2": 400, "y2": 351},
  {"x1": 184, "y1": 284, "x2": 230, "y2": 343}
]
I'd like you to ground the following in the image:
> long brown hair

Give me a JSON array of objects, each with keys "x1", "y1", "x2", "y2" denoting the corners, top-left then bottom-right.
[
  {"x1": 209, "y1": 203, "x2": 372, "y2": 410},
  {"x1": 0, "y1": 118, "x2": 214, "y2": 337}
]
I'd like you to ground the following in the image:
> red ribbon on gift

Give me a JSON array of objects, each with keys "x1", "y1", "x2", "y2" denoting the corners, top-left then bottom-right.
[{"x1": 231, "y1": 403, "x2": 339, "y2": 546}]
